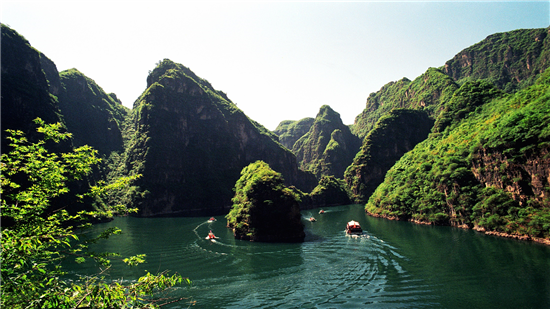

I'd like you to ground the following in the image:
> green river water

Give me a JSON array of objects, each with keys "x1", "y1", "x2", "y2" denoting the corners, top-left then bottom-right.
[{"x1": 65, "y1": 204, "x2": 550, "y2": 308}]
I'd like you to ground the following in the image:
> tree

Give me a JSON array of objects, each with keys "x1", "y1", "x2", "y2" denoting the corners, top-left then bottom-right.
[{"x1": 1, "y1": 118, "x2": 190, "y2": 308}]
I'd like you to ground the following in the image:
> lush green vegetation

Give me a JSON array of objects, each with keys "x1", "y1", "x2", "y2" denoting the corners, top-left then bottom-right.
[
  {"x1": 345, "y1": 109, "x2": 434, "y2": 203},
  {"x1": 226, "y1": 161, "x2": 305, "y2": 242},
  {"x1": 1, "y1": 119, "x2": 189, "y2": 308},
  {"x1": 273, "y1": 117, "x2": 315, "y2": 150},
  {"x1": 59, "y1": 68, "x2": 128, "y2": 155},
  {"x1": 352, "y1": 68, "x2": 458, "y2": 139},
  {"x1": 366, "y1": 69, "x2": 550, "y2": 239},
  {"x1": 444, "y1": 27, "x2": 550, "y2": 93},
  {"x1": 292, "y1": 105, "x2": 360, "y2": 179},
  {"x1": 309, "y1": 175, "x2": 351, "y2": 207}
]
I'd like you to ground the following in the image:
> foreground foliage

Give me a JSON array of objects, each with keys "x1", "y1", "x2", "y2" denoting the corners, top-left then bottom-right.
[{"x1": 1, "y1": 119, "x2": 189, "y2": 308}]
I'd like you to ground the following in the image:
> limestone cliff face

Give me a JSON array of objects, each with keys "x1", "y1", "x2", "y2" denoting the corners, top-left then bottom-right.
[
  {"x1": 444, "y1": 27, "x2": 550, "y2": 92},
  {"x1": 471, "y1": 146, "x2": 550, "y2": 207},
  {"x1": 58, "y1": 69, "x2": 128, "y2": 155},
  {"x1": 345, "y1": 109, "x2": 434, "y2": 203},
  {"x1": 273, "y1": 117, "x2": 314, "y2": 150},
  {"x1": 292, "y1": 105, "x2": 361, "y2": 179},
  {"x1": 126, "y1": 59, "x2": 316, "y2": 216},
  {"x1": 1, "y1": 24, "x2": 66, "y2": 150}
]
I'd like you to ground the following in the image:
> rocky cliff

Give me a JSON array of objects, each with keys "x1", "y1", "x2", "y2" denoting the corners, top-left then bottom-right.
[
  {"x1": 1, "y1": 24, "x2": 66, "y2": 150},
  {"x1": 124, "y1": 59, "x2": 316, "y2": 216},
  {"x1": 273, "y1": 117, "x2": 314, "y2": 150},
  {"x1": 444, "y1": 27, "x2": 550, "y2": 93},
  {"x1": 58, "y1": 69, "x2": 128, "y2": 155},
  {"x1": 292, "y1": 105, "x2": 361, "y2": 179},
  {"x1": 345, "y1": 109, "x2": 434, "y2": 203}
]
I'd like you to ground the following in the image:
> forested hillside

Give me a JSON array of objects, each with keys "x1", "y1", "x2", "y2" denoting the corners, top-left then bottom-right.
[
  {"x1": 345, "y1": 109, "x2": 434, "y2": 203},
  {"x1": 291, "y1": 105, "x2": 361, "y2": 179},
  {"x1": 367, "y1": 73, "x2": 550, "y2": 242}
]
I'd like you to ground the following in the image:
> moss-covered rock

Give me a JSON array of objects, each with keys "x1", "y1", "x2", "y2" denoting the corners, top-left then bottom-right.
[{"x1": 226, "y1": 161, "x2": 305, "y2": 242}]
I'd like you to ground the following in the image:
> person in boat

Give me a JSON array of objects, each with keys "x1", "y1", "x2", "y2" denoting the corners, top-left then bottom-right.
[
  {"x1": 208, "y1": 230, "x2": 216, "y2": 239},
  {"x1": 319, "y1": 209, "x2": 325, "y2": 214},
  {"x1": 209, "y1": 217, "x2": 216, "y2": 222},
  {"x1": 309, "y1": 217, "x2": 316, "y2": 222}
]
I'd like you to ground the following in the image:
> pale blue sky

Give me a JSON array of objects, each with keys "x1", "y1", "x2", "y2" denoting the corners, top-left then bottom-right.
[{"x1": 3, "y1": 1, "x2": 549, "y2": 130}]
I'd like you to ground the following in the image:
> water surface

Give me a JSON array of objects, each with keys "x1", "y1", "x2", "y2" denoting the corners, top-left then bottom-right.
[{"x1": 65, "y1": 204, "x2": 550, "y2": 308}]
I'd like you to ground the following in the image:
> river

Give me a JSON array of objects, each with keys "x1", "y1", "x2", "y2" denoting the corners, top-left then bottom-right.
[{"x1": 65, "y1": 204, "x2": 550, "y2": 308}]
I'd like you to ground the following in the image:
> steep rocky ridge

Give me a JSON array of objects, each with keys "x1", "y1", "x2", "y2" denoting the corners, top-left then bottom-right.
[
  {"x1": 1, "y1": 24, "x2": 66, "y2": 150},
  {"x1": 352, "y1": 68, "x2": 458, "y2": 140},
  {"x1": 445, "y1": 27, "x2": 550, "y2": 93},
  {"x1": 292, "y1": 105, "x2": 361, "y2": 179},
  {"x1": 345, "y1": 109, "x2": 434, "y2": 203},
  {"x1": 124, "y1": 59, "x2": 316, "y2": 216},
  {"x1": 58, "y1": 69, "x2": 128, "y2": 155},
  {"x1": 273, "y1": 117, "x2": 314, "y2": 150}
]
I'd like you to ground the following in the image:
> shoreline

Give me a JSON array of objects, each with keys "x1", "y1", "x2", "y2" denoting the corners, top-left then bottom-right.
[{"x1": 366, "y1": 211, "x2": 550, "y2": 246}]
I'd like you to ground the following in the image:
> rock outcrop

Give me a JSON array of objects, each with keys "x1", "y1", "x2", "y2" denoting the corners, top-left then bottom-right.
[
  {"x1": 292, "y1": 105, "x2": 361, "y2": 179},
  {"x1": 226, "y1": 161, "x2": 305, "y2": 242},
  {"x1": 273, "y1": 117, "x2": 314, "y2": 150}
]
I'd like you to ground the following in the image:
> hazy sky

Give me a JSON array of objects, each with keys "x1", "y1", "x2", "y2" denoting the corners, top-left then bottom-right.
[{"x1": 3, "y1": 1, "x2": 549, "y2": 130}]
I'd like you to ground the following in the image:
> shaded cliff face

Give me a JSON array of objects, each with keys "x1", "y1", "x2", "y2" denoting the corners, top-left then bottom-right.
[
  {"x1": 352, "y1": 68, "x2": 458, "y2": 139},
  {"x1": 292, "y1": 105, "x2": 361, "y2": 179},
  {"x1": 1, "y1": 24, "x2": 66, "y2": 150},
  {"x1": 126, "y1": 59, "x2": 315, "y2": 216},
  {"x1": 444, "y1": 27, "x2": 550, "y2": 93},
  {"x1": 345, "y1": 109, "x2": 434, "y2": 203},
  {"x1": 58, "y1": 69, "x2": 128, "y2": 155},
  {"x1": 273, "y1": 117, "x2": 314, "y2": 150}
]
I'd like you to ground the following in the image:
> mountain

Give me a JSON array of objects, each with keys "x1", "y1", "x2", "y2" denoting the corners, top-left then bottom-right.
[
  {"x1": 292, "y1": 105, "x2": 361, "y2": 179},
  {"x1": 349, "y1": 27, "x2": 550, "y2": 209},
  {"x1": 345, "y1": 109, "x2": 434, "y2": 203},
  {"x1": 1, "y1": 24, "x2": 67, "y2": 150},
  {"x1": 58, "y1": 68, "x2": 128, "y2": 156},
  {"x1": 123, "y1": 59, "x2": 316, "y2": 217},
  {"x1": 273, "y1": 117, "x2": 314, "y2": 150},
  {"x1": 366, "y1": 72, "x2": 550, "y2": 243},
  {"x1": 352, "y1": 68, "x2": 458, "y2": 140},
  {"x1": 444, "y1": 27, "x2": 550, "y2": 93}
]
